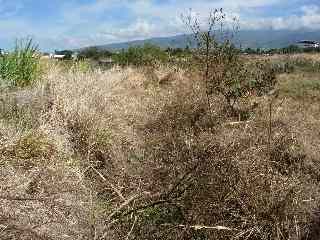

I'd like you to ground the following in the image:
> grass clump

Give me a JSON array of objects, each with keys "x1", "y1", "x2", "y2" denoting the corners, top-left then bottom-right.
[
  {"x1": 0, "y1": 130, "x2": 56, "y2": 168},
  {"x1": 278, "y1": 73, "x2": 320, "y2": 99},
  {"x1": 0, "y1": 38, "x2": 40, "y2": 88},
  {"x1": 56, "y1": 59, "x2": 93, "y2": 73}
]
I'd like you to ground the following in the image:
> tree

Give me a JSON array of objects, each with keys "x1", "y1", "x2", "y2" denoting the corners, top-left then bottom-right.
[{"x1": 182, "y1": 9, "x2": 250, "y2": 110}]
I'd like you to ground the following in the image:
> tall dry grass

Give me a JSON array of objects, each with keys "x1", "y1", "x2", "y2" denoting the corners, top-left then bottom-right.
[{"x1": 0, "y1": 56, "x2": 320, "y2": 239}]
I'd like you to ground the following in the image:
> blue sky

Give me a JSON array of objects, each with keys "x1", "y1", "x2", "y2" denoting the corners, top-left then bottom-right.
[{"x1": 0, "y1": 0, "x2": 320, "y2": 50}]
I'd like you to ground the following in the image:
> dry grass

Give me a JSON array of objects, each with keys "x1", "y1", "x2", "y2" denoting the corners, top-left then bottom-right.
[
  {"x1": 0, "y1": 55, "x2": 320, "y2": 239},
  {"x1": 278, "y1": 73, "x2": 320, "y2": 100}
]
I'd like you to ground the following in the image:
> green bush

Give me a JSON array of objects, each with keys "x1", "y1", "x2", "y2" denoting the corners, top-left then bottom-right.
[
  {"x1": 0, "y1": 38, "x2": 40, "y2": 88},
  {"x1": 113, "y1": 43, "x2": 168, "y2": 67},
  {"x1": 248, "y1": 60, "x2": 277, "y2": 96},
  {"x1": 184, "y1": 9, "x2": 253, "y2": 109},
  {"x1": 78, "y1": 47, "x2": 112, "y2": 60}
]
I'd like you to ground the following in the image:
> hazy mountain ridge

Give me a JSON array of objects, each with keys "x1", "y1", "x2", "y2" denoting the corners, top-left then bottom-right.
[{"x1": 92, "y1": 30, "x2": 320, "y2": 51}]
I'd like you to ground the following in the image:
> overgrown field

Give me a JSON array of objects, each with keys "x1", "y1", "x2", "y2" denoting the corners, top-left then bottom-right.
[{"x1": 0, "y1": 52, "x2": 320, "y2": 240}]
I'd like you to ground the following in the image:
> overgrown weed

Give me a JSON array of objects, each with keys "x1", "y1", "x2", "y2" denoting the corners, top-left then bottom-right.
[{"x1": 0, "y1": 38, "x2": 40, "y2": 88}]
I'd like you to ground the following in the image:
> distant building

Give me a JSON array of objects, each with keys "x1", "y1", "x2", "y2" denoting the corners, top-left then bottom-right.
[
  {"x1": 0, "y1": 48, "x2": 4, "y2": 56},
  {"x1": 297, "y1": 40, "x2": 320, "y2": 48},
  {"x1": 50, "y1": 54, "x2": 66, "y2": 60}
]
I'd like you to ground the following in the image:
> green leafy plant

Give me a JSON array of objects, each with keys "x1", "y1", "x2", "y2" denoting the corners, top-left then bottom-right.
[{"x1": 0, "y1": 38, "x2": 40, "y2": 88}]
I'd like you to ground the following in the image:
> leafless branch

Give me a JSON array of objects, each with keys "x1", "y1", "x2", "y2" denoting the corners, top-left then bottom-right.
[
  {"x1": 91, "y1": 166, "x2": 126, "y2": 201},
  {"x1": 125, "y1": 216, "x2": 137, "y2": 240},
  {"x1": 161, "y1": 223, "x2": 237, "y2": 231}
]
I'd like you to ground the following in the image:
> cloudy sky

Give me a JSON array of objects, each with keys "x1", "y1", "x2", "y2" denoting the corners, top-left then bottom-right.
[{"x1": 1, "y1": 0, "x2": 320, "y2": 50}]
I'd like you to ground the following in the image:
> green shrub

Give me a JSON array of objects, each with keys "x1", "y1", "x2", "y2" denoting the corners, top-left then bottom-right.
[
  {"x1": 248, "y1": 60, "x2": 277, "y2": 96},
  {"x1": 0, "y1": 38, "x2": 40, "y2": 88},
  {"x1": 184, "y1": 9, "x2": 255, "y2": 109},
  {"x1": 278, "y1": 73, "x2": 320, "y2": 99},
  {"x1": 78, "y1": 47, "x2": 112, "y2": 60},
  {"x1": 113, "y1": 43, "x2": 168, "y2": 67}
]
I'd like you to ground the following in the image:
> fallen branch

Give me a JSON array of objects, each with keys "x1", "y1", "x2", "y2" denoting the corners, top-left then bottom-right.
[
  {"x1": 223, "y1": 120, "x2": 253, "y2": 126},
  {"x1": 125, "y1": 216, "x2": 137, "y2": 240},
  {"x1": 100, "y1": 194, "x2": 140, "y2": 239},
  {"x1": 91, "y1": 166, "x2": 126, "y2": 201},
  {"x1": 161, "y1": 223, "x2": 237, "y2": 231},
  {"x1": 107, "y1": 194, "x2": 141, "y2": 220}
]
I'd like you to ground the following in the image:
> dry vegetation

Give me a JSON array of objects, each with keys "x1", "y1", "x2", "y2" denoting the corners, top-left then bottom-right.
[{"x1": 0, "y1": 52, "x2": 320, "y2": 240}]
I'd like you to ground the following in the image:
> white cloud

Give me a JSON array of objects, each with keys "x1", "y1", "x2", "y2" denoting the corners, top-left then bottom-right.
[
  {"x1": 241, "y1": 5, "x2": 320, "y2": 30},
  {"x1": 1, "y1": 1, "x2": 320, "y2": 50}
]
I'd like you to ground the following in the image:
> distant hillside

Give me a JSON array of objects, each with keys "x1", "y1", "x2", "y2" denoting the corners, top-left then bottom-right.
[
  {"x1": 92, "y1": 30, "x2": 320, "y2": 51},
  {"x1": 237, "y1": 30, "x2": 320, "y2": 49},
  {"x1": 95, "y1": 34, "x2": 192, "y2": 51}
]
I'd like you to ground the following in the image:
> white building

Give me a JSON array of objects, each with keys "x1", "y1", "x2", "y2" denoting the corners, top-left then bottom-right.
[
  {"x1": 297, "y1": 40, "x2": 320, "y2": 48},
  {"x1": 49, "y1": 53, "x2": 66, "y2": 60}
]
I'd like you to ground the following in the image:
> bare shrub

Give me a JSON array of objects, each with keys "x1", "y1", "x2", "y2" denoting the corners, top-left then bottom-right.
[
  {"x1": 270, "y1": 131, "x2": 306, "y2": 176},
  {"x1": 182, "y1": 9, "x2": 249, "y2": 110}
]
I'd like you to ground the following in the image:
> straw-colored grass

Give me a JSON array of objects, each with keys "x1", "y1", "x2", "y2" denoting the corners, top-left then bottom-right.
[{"x1": 0, "y1": 54, "x2": 320, "y2": 239}]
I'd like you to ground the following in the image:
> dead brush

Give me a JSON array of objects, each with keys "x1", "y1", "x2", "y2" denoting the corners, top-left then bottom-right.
[
  {"x1": 135, "y1": 80, "x2": 320, "y2": 240},
  {"x1": 0, "y1": 130, "x2": 56, "y2": 169},
  {"x1": 1, "y1": 51, "x2": 320, "y2": 239},
  {"x1": 0, "y1": 80, "x2": 53, "y2": 130},
  {"x1": 130, "y1": 75, "x2": 237, "y2": 239},
  {"x1": 140, "y1": 65, "x2": 184, "y2": 88},
  {"x1": 0, "y1": 122, "x2": 92, "y2": 239},
  {"x1": 302, "y1": 208, "x2": 320, "y2": 240},
  {"x1": 212, "y1": 119, "x2": 318, "y2": 240},
  {"x1": 270, "y1": 132, "x2": 306, "y2": 176}
]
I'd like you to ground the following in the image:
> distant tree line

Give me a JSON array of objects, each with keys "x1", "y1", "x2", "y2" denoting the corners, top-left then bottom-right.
[
  {"x1": 165, "y1": 46, "x2": 191, "y2": 57},
  {"x1": 59, "y1": 43, "x2": 319, "y2": 65},
  {"x1": 78, "y1": 47, "x2": 113, "y2": 60},
  {"x1": 75, "y1": 44, "x2": 191, "y2": 66},
  {"x1": 243, "y1": 45, "x2": 320, "y2": 55}
]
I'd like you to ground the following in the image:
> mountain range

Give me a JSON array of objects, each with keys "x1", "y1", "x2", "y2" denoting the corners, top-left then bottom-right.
[{"x1": 91, "y1": 29, "x2": 320, "y2": 51}]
